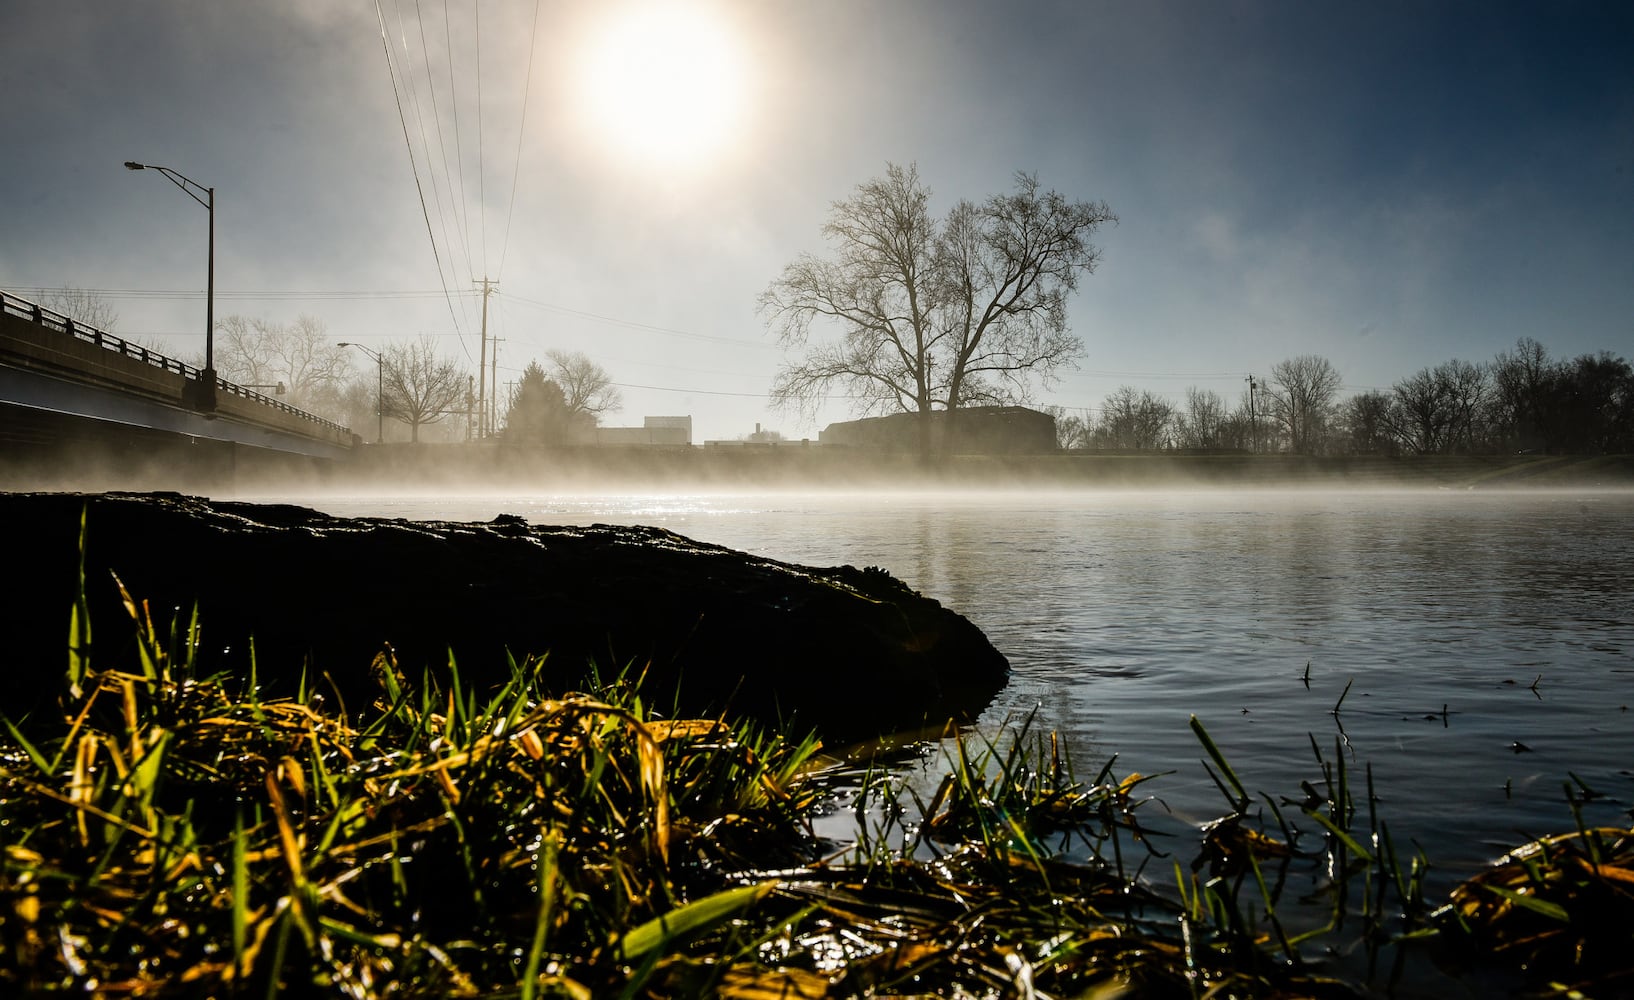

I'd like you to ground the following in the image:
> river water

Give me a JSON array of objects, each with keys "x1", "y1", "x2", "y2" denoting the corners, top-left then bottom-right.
[{"x1": 264, "y1": 488, "x2": 1632, "y2": 901}]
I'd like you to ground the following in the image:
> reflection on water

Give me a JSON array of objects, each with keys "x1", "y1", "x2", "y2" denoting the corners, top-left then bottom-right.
[{"x1": 274, "y1": 489, "x2": 1634, "y2": 885}]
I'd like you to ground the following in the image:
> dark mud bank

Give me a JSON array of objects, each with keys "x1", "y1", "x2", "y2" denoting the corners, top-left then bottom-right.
[{"x1": 3, "y1": 492, "x2": 1009, "y2": 739}]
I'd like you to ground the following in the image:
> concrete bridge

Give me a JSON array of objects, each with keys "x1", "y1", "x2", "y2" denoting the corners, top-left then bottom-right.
[{"x1": 1, "y1": 291, "x2": 354, "y2": 487}]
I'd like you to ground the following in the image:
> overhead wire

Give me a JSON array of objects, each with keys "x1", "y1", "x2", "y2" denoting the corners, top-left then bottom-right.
[
  {"x1": 373, "y1": 0, "x2": 469, "y2": 357},
  {"x1": 497, "y1": 0, "x2": 542, "y2": 282},
  {"x1": 474, "y1": 0, "x2": 488, "y2": 281},
  {"x1": 498, "y1": 292, "x2": 776, "y2": 349},
  {"x1": 413, "y1": 0, "x2": 474, "y2": 288},
  {"x1": 395, "y1": 0, "x2": 474, "y2": 358},
  {"x1": 441, "y1": 0, "x2": 475, "y2": 276},
  {"x1": 1063, "y1": 367, "x2": 1245, "y2": 381}
]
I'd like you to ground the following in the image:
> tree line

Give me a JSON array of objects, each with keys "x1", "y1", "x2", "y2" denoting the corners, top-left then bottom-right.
[
  {"x1": 762, "y1": 165, "x2": 1629, "y2": 459},
  {"x1": 210, "y1": 314, "x2": 619, "y2": 444},
  {"x1": 1052, "y1": 341, "x2": 1633, "y2": 456}
]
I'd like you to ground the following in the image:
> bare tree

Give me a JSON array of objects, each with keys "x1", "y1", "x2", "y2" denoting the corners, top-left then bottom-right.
[
  {"x1": 1438, "y1": 359, "x2": 1489, "y2": 454},
  {"x1": 544, "y1": 349, "x2": 622, "y2": 421},
  {"x1": 212, "y1": 314, "x2": 354, "y2": 415},
  {"x1": 275, "y1": 316, "x2": 355, "y2": 410},
  {"x1": 761, "y1": 163, "x2": 1114, "y2": 456},
  {"x1": 1338, "y1": 390, "x2": 1396, "y2": 455},
  {"x1": 1386, "y1": 360, "x2": 1488, "y2": 455},
  {"x1": 1094, "y1": 386, "x2": 1173, "y2": 450},
  {"x1": 380, "y1": 335, "x2": 467, "y2": 442},
  {"x1": 38, "y1": 287, "x2": 119, "y2": 333},
  {"x1": 1490, "y1": 337, "x2": 1558, "y2": 452},
  {"x1": 1388, "y1": 367, "x2": 1453, "y2": 455},
  {"x1": 1043, "y1": 406, "x2": 1092, "y2": 450},
  {"x1": 1174, "y1": 387, "x2": 1228, "y2": 449},
  {"x1": 1266, "y1": 355, "x2": 1342, "y2": 454},
  {"x1": 213, "y1": 316, "x2": 284, "y2": 388},
  {"x1": 934, "y1": 173, "x2": 1116, "y2": 412}
]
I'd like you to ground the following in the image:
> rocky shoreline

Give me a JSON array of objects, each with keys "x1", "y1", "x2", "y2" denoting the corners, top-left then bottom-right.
[{"x1": 2, "y1": 492, "x2": 1009, "y2": 740}]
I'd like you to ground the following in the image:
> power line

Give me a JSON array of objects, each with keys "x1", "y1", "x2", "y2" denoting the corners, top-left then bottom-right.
[
  {"x1": 395, "y1": 0, "x2": 474, "y2": 355},
  {"x1": 1064, "y1": 367, "x2": 1246, "y2": 380},
  {"x1": 498, "y1": 292, "x2": 775, "y2": 348},
  {"x1": 374, "y1": 0, "x2": 470, "y2": 360},
  {"x1": 412, "y1": 0, "x2": 473, "y2": 289},
  {"x1": 497, "y1": 0, "x2": 542, "y2": 282},
  {"x1": 3, "y1": 285, "x2": 777, "y2": 355},
  {"x1": 610, "y1": 381, "x2": 778, "y2": 399},
  {"x1": 474, "y1": 0, "x2": 488, "y2": 282},
  {"x1": 438, "y1": 0, "x2": 475, "y2": 280}
]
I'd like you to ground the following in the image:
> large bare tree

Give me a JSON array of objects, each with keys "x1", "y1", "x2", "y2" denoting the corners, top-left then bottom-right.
[
  {"x1": 1388, "y1": 359, "x2": 1488, "y2": 455},
  {"x1": 1266, "y1": 355, "x2": 1342, "y2": 454},
  {"x1": 380, "y1": 335, "x2": 468, "y2": 442},
  {"x1": 1338, "y1": 390, "x2": 1396, "y2": 455},
  {"x1": 1093, "y1": 386, "x2": 1174, "y2": 450},
  {"x1": 761, "y1": 163, "x2": 1114, "y2": 456},
  {"x1": 1174, "y1": 387, "x2": 1228, "y2": 449},
  {"x1": 544, "y1": 349, "x2": 622, "y2": 421}
]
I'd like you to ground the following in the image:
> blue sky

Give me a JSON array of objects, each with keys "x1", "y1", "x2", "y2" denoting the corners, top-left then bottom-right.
[{"x1": 2, "y1": 1, "x2": 1629, "y2": 441}]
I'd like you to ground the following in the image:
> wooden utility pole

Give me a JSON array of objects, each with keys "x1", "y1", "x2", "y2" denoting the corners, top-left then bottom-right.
[
  {"x1": 1245, "y1": 374, "x2": 1259, "y2": 454},
  {"x1": 488, "y1": 335, "x2": 505, "y2": 435},
  {"x1": 474, "y1": 277, "x2": 498, "y2": 437},
  {"x1": 466, "y1": 375, "x2": 476, "y2": 441}
]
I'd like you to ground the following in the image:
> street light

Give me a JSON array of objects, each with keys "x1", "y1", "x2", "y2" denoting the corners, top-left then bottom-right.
[
  {"x1": 124, "y1": 160, "x2": 215, "y2": 411},
  {"x1": 338, "y1": 342, "x2": 384, "y2": 443}
]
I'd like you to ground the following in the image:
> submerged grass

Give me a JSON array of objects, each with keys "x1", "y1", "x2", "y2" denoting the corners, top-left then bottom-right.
[{"x1": 2, "y1": 547, "x2": 1630, "y2": 995}]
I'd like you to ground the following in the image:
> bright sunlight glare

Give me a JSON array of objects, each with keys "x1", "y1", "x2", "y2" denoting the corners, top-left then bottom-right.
[{"x1": 576, "y1": 4, "x2": 748, "y2": 168}]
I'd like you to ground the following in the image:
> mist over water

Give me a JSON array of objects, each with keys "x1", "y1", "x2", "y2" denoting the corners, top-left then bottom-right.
[{"x1": 263, "y1": 487, "x2": 1634, "y2": 888}]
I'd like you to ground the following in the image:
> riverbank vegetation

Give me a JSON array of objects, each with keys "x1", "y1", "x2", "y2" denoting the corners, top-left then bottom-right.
[{"x1": 3, "y1": 585, "x2": 1631, "y2": 997}]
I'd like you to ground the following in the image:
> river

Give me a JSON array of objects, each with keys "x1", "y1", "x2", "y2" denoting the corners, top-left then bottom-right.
[{"x1": 260, "y1": 487, "x2": 1632, "y2": 901}]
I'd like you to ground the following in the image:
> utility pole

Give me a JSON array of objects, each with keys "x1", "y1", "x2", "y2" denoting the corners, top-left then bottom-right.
[
  {"x1": 1245, "y1": 374, "x2": 1259, "y2": 454},
  {"x1": 474, "y1": 277, "x2": 497, "y2": 438},
  {"x1": 488, "y1": 335, "x2": 505, "y2": 436}
]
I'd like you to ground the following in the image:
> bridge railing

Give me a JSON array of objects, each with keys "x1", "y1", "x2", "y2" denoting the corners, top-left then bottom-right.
[{"x1": 2, "y1": 290, "x2": 351, "y2": 436}]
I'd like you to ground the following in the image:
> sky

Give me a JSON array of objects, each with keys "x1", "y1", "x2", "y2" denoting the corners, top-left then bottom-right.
[{"x1": 3, "y1": 1, "x2": 1631, "y2": 443}]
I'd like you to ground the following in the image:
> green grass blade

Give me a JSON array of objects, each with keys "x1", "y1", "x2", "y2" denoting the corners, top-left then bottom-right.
[
  {"x1": 1189, "y1": 715, "x2": 1248, "y2": 812},
  {"x1": 233, "y1": 809, "x2": 249, "y2": 979},
  {"x1": 617, "y1": 880, "x2": 777, "y2": 962},
  {"x1": 69, "y1": 506, "x2": 92, "y2": 697},
  {"x1": 1302, "y1": 807, "x2": 1374, "y2": 863},
  {"x1": 1481, "y1": 883, "x2": 1569, "y2": 922},
  {"x1": 521, "y1": 832, "x2": 559, "y2": 1000},
  {"x1": 2, "y1": 717, "x2": 55, "y2": 776}
]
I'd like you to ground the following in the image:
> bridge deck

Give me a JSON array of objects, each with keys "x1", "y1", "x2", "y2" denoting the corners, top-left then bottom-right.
[{"x1": 1, "y1": 292, "x2": 354, "y2": 461}]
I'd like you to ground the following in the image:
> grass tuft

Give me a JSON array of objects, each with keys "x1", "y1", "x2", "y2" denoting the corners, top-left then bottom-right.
[{"x1": 1, "y1": 546, "x2": 1627, "y2": 996}]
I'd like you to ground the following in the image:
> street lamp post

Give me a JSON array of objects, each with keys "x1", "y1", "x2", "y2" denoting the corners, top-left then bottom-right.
[
  {"x1": 124, "y1": 160, "x2": 215, "y2": 411},
  {"x1": 338, "y1": 342, "x2": 384, "y2": 443}
]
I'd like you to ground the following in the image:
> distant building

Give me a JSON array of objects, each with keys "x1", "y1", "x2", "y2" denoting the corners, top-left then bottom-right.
[
  {"x1": 703, "y1": 422, "x2": 813, "y2": 447},
  {"x1": 582, "y1": 415, "x2": 692, "y2": 446},
  {"x1": 819, "y1": 406, "x2": 1056, "y2": 454}
]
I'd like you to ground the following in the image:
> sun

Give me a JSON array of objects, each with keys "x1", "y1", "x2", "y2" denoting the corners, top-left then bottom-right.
[{"x1": 575, "y1": 4, "x2": 748, "y2": 168}]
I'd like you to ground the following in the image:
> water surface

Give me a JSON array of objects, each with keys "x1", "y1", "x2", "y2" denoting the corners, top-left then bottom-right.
[{"x1": 271, "y1": 488, "x2": 1633, "y2": 892}]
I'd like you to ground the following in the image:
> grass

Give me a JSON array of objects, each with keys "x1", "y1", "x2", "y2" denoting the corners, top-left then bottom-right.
[{"x1": 2, "y1": 538, "x2": 1631, "y2": 995}]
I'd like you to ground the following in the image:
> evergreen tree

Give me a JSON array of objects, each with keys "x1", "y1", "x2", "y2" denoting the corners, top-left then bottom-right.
[{"x1": 504, "y1": 361, "x2": 587, "y2": 444}]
